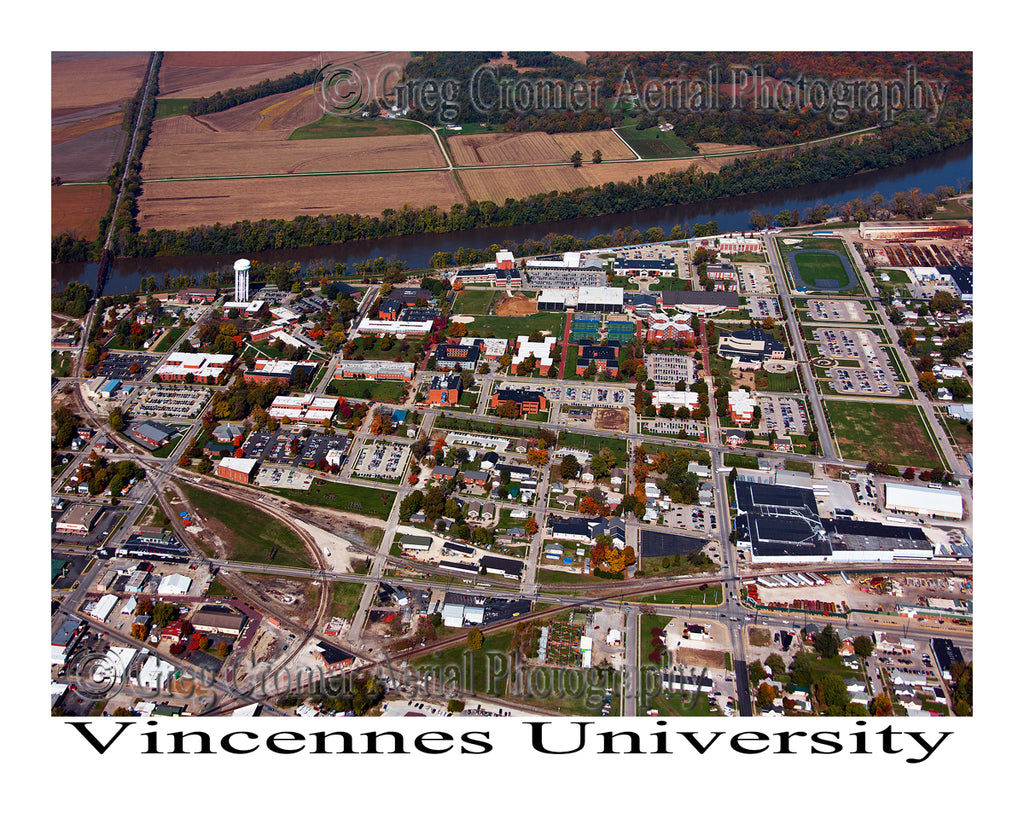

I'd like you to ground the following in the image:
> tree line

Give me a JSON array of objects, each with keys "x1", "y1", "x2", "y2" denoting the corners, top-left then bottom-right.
[
  {"x1": 53, "y1": 116, "x2": 970, "y2": 264},
  {"x1": 186, "y1": 69, "x2": 319, "y2": 116}
]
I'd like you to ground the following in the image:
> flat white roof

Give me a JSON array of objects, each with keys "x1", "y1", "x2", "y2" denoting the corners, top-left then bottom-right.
[
  {"x1": 219, "y1": 457, "x2": 259, "y2": 472},
  {"x1": 884, "y1": 483, "x2": 963, "y2": 518}
]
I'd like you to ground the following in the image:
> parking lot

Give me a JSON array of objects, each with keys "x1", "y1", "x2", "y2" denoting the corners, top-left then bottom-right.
[
  {"x1": 242, "y1": 430, "x2": 350, "y2": 468},
  {"x1": 814, "y1": 328, "x2": 901, "y2": 396},
  {"x1": 96, "y1": 352, "x2": 155, "y2": 381},
  {"x1": 661, "y1": 504, "x2": 718, "y2": 534},
  {"x1": 501, "y1": 381, "x2": 630, "y2": 408},
  {"x1": 640, "y1": 418, "x2": 706, "y2": 438},
  {"x1": 737, "y1": 264, "x2": 774, "y2": 294},
  {"x1": 645, "y1": 353, "x2": 697, "y2": 387},
  {"x1": 131, "y1": 385, "x2": 211, "y2": 418},
  {"x1": 255, "y1": 466, "x2": 313, "y2": 491},
  {"x1": 806, "y1": 299, "x2": 867, "y2": 323},
  {"x1": 352, "y1": 442, "x2": 410, "y2": 481},
  {"x1": 758, "y1": 394, "x2": 808, "y2": 436},
  {"x1": 746, "y1": 296, "x2": 781, "y2": 320}
]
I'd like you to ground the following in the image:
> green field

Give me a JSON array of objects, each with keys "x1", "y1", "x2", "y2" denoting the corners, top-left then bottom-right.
[
  {"x1": 825, "y1": 400, "x2": 943, "y2": 469},
  {"x1": 793, "y1": 251, "x2": 852, "y2": 288},
  {"x1": 616, "y1": 123, "x2": 697, "y2": 159},
  {"x1": 453, "y1": 289, "x2": 496, "y2": 315},
  {"x1": 723, "y1": 453, "x2": 759, "y2": 469},
  {"x1": 152, "y1": 327, "x2": 185, "y2": 353},
  {"x1": 629, "y1": 584, "x2": 723, "y2": 606},
  {"x1": 468, "y1": 312, "x2": 565, "y2": 338},
  {"x1": 330, "y1": 581, "x2": 366, "y2": 621},
  {"x1": 331, "y1": 379, "x2": 409, "y2": 402},
  {"x1": 726, "y1": 252, "x2": 767, "y2": 263},
  {"x1": 290, "y1": 115, "x2": 432, "y2": 140},
  {"x1": 154, "y1": 98, "x2": 198, "y2": 119},
  {"x1": 758, "y1": 369, "x2": 801, "y2": 392},
  {"x1": 877, "y1": 268, "x2": 910, "y2": 284},
  {"x1": 263, "y1": 478, "x2": 396, "y2": 520},
  {"x1": 180, "y1": 484, "x2": 312, "y2": 567},
  {"x1": 650, "y1": 276, "x2": 691, "y2": 291},
  {"x1": 557, "y1": 430, "x2": 627, "y2": 463}
]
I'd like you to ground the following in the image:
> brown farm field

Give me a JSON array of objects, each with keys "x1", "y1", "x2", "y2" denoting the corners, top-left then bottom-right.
[
  {"x1": 458, "y1": 155, "x2": 736, "y2": 203},
  {"x1": 51, "y1": 185, "x2": 111, "y2": 239},
  {"x1": 158, "y1": 51, "x2": 411, "y2": 100},
  {"x1": 52, "y1": 52, "x2": 150, "y2": 111},
  {"x1": 52, "y1": 112, "x2": 123, "y2": 146},
  {"x1": 143, "y1": 128, "x2": 445, "y2": 178},
  {"x1": 137, "y1": 171, "x2": 466, "y2": 231},
  {"x1": 448, "y1": 130, "x2": 633, "y2": 166}
]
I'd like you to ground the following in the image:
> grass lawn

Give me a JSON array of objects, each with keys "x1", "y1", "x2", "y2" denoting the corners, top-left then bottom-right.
[
  {"x1": 937, "y1": 412, "x2": 973, "y2": 455},
  {"x1": 263, "y1": 478, "x2": 396, "y2": 520},
  {"x1": 155, "y1": 98, "x2": 198, "y2": 119},
  {"x1": 825, "y1": 400, "x2": 943, "y2": 469},
  {"x1": 468, "y1": 312, "x2": 565, "y2": 338},
  {"x1": 616, "y1": 123, "x2": 697, "y2": 159},
  {"x1": 330, "y1": 581, "x2": 366, "y2": 620},
  {"x1": 453, "y1": 289, "x2": 496, "y2": 315},
  {"x1": 290, "y1": 115, "x2": 432, "y2": 140},
  {"x1": 877, "y1": 268, "x2": 910, "y2": 284},
  {"x1": 723, "y1": 453, "x2": 759, "y2": 469},
  {"x1": 181, "y1": 483, "x2": 312, "y2": 568},
  {"x1": 536, "y1": 568, "x2": 601, "y2": 586},
  {"x1": 331, "y1": 379, "x2": 409, "y2": 402},
  {"x1": 151, "y1": 429, "x2": 188, "y2": 459},
  {"x1": 784, "y1": 459, "x2": 813, "y2": 474},
  {"x1": 757, "y1": 369, "x2": 801, "y2": 392},
  {"x1": 649, "y1": 276, "x2": 691, "y2": 291},
  {"x1": 152, "y1": 327, "x2": 185, "y2": 353},
  {"x1": 557, "y1": 429, "x2": 627, "y2": 463},
  {"x1": 414, "y1": 628, "x2": 517, "y2": 698},
  {"x1": 629, "y1": 584, "x2": 723, "y2": 606},
  {"x1": 727, "y1": 252, "x2": 767, "y2": 263},
  {"x1": 206, "y1": 576, "x2": 232, "y2": 598}
]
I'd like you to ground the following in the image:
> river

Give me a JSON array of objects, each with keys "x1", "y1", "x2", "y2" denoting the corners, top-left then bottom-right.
[{"x1": 52, "y1": 141, "x2": 972, "y2": 296}]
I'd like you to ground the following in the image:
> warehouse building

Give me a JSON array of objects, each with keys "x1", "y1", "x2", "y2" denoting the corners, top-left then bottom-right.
[
  {"x1": 883, "y1": 483, "x2": 964, "y2": 520},
  {"x1": 215, "y1": 457, "x2": 259, "y2": 484},
  {"x1": 191, "y1": 605, "x2": 248, "y2": 636}
]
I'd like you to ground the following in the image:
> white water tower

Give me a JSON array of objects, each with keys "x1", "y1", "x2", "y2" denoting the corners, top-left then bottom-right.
[{"x1": 233, "y1": 258, "x2": 251, "y2": 303}]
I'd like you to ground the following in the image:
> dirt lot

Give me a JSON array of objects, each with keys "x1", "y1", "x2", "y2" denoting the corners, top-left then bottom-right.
[
  {"x1": 673, "y1": 645, "x2": 729, "y2": 669},
  {"x1": 594, "y1": 408, "x2": 629, "y2": 431},
  {"x1": 52, "y1": 52, "x2": 150, "y2": 111},
  {"x1": 143, "y1": 128, "x2": 445, "y2": 177},
  {"x1": 136, "y1": 170, "x2": 466, "y2": 230},
  {"x1": 52, "y1": 184, "x2": 111, "y2": 238},
  {"x1": 493, "y1": 293, "x2": 537, "y2": 316}
]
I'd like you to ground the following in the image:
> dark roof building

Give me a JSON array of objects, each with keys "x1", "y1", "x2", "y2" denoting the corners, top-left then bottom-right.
[
  {"x1": 434, "y1": 343, "x2": 481, "y2": 369},
  {"x1": 930, "y1": 638, "x2": 966, "y2": 680},
  {"x1": 479, "y1": 554, "x2": 523, "y2": 578}
]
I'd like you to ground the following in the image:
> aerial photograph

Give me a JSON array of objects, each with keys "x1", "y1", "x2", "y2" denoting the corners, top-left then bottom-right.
[{"x1": 50, "y1": 48, "x2": 976, "y2": 734}]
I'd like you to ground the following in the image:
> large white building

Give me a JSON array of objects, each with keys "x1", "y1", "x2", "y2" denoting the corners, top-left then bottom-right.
[
  {"x1": 268, "y1": 393, "x2": 339, "y2": 422},
  {"x1": 234, "y1": 259, "x2": 251, "y2": 303},
  {"x1": 651, "y1": 390, "x2": 700, "y2": 411},
  {"x1": 883, "y1": 483, "x2": 963, "y2": 520},
  {"x1": 511, "y1": 335, "x2": 558, "y2": 373}
]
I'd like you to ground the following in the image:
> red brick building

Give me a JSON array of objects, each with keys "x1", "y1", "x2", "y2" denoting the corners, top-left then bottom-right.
[{"x1": 215, "y1": 457, "x2": 259, "y2": 484}]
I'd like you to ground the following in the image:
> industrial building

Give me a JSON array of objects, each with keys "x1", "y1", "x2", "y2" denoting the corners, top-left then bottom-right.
[
  {"x1": 858, "y1": 221, "x2": 972, "y2": 240},
  {"x1": 734, "y1": 481, "x2": 934, "y2": 563},
  {"x1": 191, "y1": 605, "x2": 248, "y2": 636},
  {"x1": 883, "y1": 483, "x2": 964, "y2": 520}
]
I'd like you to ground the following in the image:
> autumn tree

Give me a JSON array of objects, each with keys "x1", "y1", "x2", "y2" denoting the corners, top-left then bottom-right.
[
  {"x1": 466, "y1": 628, "x2": 484, "y2": 651},
  {"x1": 525, "y1": 516, "x2": 538, "y2": 536},
  {"x1": 756, "y1": 682, "x2": 776, "y2": 709}
]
